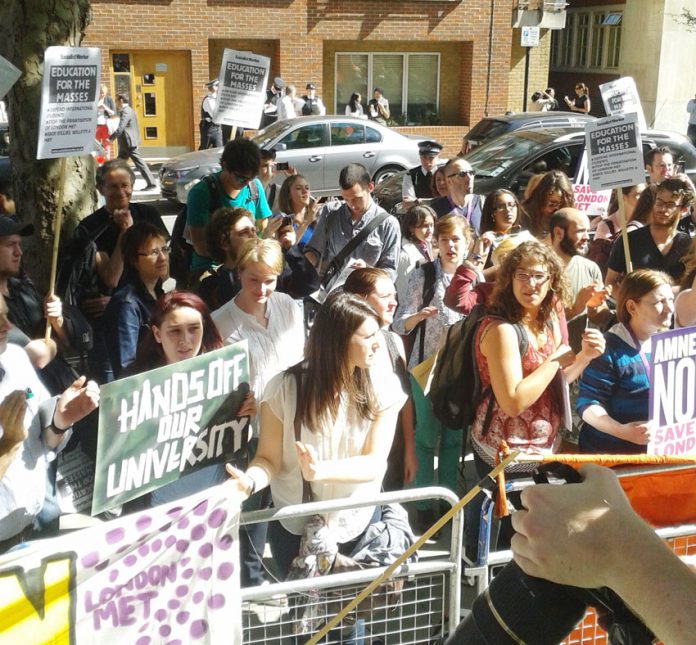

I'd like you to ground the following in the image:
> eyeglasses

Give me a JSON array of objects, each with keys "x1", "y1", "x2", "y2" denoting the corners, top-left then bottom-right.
[
  {"x1": 137, "y1": 245, "x2": 170, "y2": 258},
  {"x1": 655, "y1": 197, "x2": 680, "y2": 210},
  {"x1": 495, "y1": 202, "x2": 517, "y2": 211},
  {"x1": 233, "y1": 172, "x2": 257, "y2": 185},
  {"x1": 513, "y1": 270, "x2": 549, "y2": 285},
  {"x1": 447, "y1": 170, "x2": 474, "y2": 179}
]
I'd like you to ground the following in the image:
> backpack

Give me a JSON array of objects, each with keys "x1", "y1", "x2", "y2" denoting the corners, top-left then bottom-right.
[
  {"x1": 428, "y1": 305, "x2": 527, "y2": 432},
  {"x1": 169, "y1": 176, "x2": 260, "y2": 286}
]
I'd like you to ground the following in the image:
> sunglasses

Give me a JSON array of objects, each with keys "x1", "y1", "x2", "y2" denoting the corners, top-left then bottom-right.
[
  {"x1": 447, "y1": 170, "x2": 474, "y2": 179},
  {"x1": 233, "y1": 171, "x2": 257, "y2": 185}
]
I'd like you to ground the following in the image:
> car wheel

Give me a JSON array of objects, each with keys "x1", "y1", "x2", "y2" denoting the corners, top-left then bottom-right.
[{"x1": 373, "y1": 165, "x2": 404, "y2": 185}]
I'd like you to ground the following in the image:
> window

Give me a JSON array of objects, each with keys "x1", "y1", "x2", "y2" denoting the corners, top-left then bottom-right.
[
  {"x1": 330, "y1": 123, "x2": 364, "y2": 146},
  {"x1": 335, "y1": 52, "x2": 439, "y2": 125},
  {"x1": 550, "y1": 8, "x2": 622, "y2": 71},
  {"x1": 280, "y1": 124, "x2": 326, "y2": 150}
]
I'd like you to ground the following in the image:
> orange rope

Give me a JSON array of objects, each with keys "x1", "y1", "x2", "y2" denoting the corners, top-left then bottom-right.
[{"x1": 515, "y1": 453, "x2": 696, "y2": 466}]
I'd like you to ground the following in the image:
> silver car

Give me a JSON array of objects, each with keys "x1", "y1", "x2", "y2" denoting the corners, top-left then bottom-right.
[{"x1": 159, "y1": 115, "x2": 425, "y2": 203}]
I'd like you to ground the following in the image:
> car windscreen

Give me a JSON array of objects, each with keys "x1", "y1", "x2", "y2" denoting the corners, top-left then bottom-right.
[
  {"x1": 467, "y1": 131, "x2": 558, "y2": 178},
  {"x1": 251, "y1": 121, "x2": 292, "y2": 149},
  {"x1": 465, "y1": 119, "x2": 509, "y2": 143}
]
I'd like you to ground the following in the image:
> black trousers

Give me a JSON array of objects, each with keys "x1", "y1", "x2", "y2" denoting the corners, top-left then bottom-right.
[
  {"x1": 118, "y1": 145, "x2": 156, "y2": 186},
  {"x1": 199, "y1": 122, "x2": 223, "y2": 150}
]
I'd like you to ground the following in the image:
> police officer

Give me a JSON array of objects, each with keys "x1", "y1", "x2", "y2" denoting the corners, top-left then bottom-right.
[
  {"x1": 301, "y1": 83, "x2": 326, "y2": 116},
  {"x1": 261, "y1": 77, "x2": 285, "y2": 128},
  {"x1": 199, "y1": 80, "x2": 222, "y2": 150},
  {"x1": 402, "y1": 140, "x2": 443, "y2": 207}
]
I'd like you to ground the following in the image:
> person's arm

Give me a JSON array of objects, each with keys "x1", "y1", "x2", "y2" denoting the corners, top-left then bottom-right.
[
  {"x1": 226, "y1": 400, "x2": 285, "y2": 497},
  {"x1": 373, "y1": 219, "x2": 401, "y2": 282},
  {"x1": 675, "y1": 275, "x2": 696, "y2": 327},
  {"x1": 106, "y1": 296, "x2": 142, "y2": 379},
  {"x1": 401, "y1": 173, "x2": 416, "y2": 204},
  {"x1": 294, "y1": 401, "x2": 400, "y2": 483},
  {"x1": 95, "y1": 210, "x2": 131, "y2": 289},
  {"x1": 303, "y1": 206, "x2": 330, "y2": 270},
  {"x1": 317, "y1": 99, "x2": 326, "y2": 116},
  {"x1": 108, "y1": 108, "x2": 128, "y2": 141},
  {"x1": 443, "y1": 263, "x2": 485, "y2": 315},
  {"x1": 45, "y1": 376, "x2": 100, "y2": 450},
  {"x1": 511, "y1": 464, "x2": 696, "y2": 645}
]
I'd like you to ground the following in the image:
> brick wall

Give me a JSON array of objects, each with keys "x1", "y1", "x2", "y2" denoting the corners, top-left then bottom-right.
[
  {"x1": 85, "y1": 0, "x2": 515, "y2": 150},
  {"x1": 507, "y1": 29, "x2": 553, "y2": 112}
]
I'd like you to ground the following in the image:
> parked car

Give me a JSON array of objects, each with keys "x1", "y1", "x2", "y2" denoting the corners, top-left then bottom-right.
[
  {"x1": 461, "y1": 111, "x2": 597, "y2": 154},
  {"x1": 374, "y1": 126, "x2": 696, "y2": 213},
  {"x1": 159, "y1": 115, "x2": 426, "y2": 203}
]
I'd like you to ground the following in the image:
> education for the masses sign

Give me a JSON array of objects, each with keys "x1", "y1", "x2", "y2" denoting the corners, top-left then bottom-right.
[
  {"x1": 0, "y1": 484, "x2": 241, "y2": 644},
  {"x1": 37, "y1": 46, "x2": 100, "y2": 160},
  {"x1": 585, "y1": 112, "x2": 645, "y2": 192},
  {"x1": 212, "y1": 49, "x2": 270, "y2": 130},
  {"x1": 648, "y1": 326, "x2": 696, "y2": 456},
  {"x1": 92, "y1": 342, "x2": 251, "y2": 515}
]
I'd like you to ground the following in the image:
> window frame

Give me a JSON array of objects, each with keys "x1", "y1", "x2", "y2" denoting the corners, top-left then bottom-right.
[
  {"x1": 333, "y1": 51, "x2": 440, "y2": 125},
  {"x1": 550, "y1": 6, "x2": 622, "y2": 72}
]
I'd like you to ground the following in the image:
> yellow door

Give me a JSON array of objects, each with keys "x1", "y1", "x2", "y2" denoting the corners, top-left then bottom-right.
[{"x1": 111, "y1": 51, "x2": 193, "y2": 154}]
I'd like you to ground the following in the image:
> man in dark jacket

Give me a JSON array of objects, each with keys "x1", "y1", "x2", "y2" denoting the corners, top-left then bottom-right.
[{"x1": 109, "y1": 94, "x2": 157, "y2": 190}]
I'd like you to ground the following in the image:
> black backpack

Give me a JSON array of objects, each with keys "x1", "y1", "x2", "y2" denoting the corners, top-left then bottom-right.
[
  {"x1": 428, "y1": 304, "x2": 527, "y2": 432},
  {"x1": 169, "y1": 176, "x2": 261, "y2": 286}
]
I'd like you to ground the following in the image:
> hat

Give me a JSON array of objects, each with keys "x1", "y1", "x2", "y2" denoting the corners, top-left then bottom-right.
[
  {"x1": 273, "y1": 77, "x2": 285, "y2": 90},
  {"x1": 206, "y1": 80, "x2": 219, "y2": 89},
  {"x1": 0, "y1": 218, "x2": 33, "y2": 237},
  {"x1": 306, "y1": 83, "x2": 316, "y2": 90},
  {"x1": 418, "y1": 140, "x2": 443, "y2": 157}
]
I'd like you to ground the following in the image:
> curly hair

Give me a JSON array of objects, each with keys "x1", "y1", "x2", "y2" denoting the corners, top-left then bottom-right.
[
  {"x1": 205, "y1": 207, "x2": 255, "y2": 265},
  {"x1": 523, "y1": 170, "x2": 574, "y2": 237},
  {"x1": 488, "y1": 239, "x2": 569, "y2": 329}
]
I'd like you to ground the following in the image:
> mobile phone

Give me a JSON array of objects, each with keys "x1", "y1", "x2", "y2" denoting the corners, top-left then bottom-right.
[
  {"x1": 275, "y1": 161, "x2": 290, "y2": 171},
  {"x1": 281, "y1": 215, "x2": 293, "y2": 227},
  {"x1": 309, "y1": 195, "x2": 317, "y2": 206}
]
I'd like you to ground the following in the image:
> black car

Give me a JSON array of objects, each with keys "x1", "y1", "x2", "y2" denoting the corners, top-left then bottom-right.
[
  {"x1": 461, "y1": 111, "x2": 597, "y2": 154},
  {"x1": 373, "y1": 126, "x2": 696, "y2": 213}
]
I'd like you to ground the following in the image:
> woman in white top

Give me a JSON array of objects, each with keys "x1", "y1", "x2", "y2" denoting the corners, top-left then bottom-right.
[
  {"x1": 211, "y1": 237, "x2": 305, "y2": 420},
  {"x1": 345, "y1": 92, "x2": 365, "y2": 118},
  {"x1": 227, "y1": 291, "x2": 407, "y2": 576},
  {"x1": 211, "y1": 237, "x2": 304, "y2": 587}
]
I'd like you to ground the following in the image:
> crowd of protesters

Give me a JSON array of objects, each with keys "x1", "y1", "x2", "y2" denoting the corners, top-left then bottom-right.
[{"x1": 2, "y1": 130, "x2": 696, "y2": 643}]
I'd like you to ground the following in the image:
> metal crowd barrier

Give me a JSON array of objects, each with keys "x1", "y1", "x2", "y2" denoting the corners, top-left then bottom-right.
[{"x1": 239, "y1": 486, "x2": 463, "y2": 644}]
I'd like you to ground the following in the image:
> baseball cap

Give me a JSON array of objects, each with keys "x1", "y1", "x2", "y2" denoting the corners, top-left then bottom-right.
[{"x1": 0, "y1": 218, "x2": 34, "y2": 237}]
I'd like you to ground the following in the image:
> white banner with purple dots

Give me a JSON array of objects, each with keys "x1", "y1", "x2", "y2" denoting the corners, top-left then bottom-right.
[{"x1": 0, "y1": 482, "x2": 241, "y2": 644}]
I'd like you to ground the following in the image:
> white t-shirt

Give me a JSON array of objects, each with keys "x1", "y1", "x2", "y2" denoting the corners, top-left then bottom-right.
[{"x1": 262, "y1": 355, "x2": 406, "y2": 541}]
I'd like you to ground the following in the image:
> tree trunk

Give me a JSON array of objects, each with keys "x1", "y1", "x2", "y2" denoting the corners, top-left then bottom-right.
[{"x1": 0, "y1": 0, "x2": 95, "y2": 293}]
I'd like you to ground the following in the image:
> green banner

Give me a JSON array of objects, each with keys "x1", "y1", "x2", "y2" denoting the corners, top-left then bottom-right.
[{"x1": 92, "y1": 341, "x2": 250, "y2": 515}]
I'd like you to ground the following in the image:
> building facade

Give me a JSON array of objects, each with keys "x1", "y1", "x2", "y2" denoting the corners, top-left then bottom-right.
[{"x1": 84, "y1": 0, "x2": 526, "y2": 158}]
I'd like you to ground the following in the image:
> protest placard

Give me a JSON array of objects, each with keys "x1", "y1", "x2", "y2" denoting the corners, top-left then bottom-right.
[
  {"x1": 0, "y1": 483, "x2": 242, "y2": 644},
  {"x1": 599, "y1": 77, "x2": 647, "y2": 133},
  {"x1": 92, "y1": 341, "x2": 251, "y2": 515},
  {"x1": 0, "y1": 55, "x2": 21, "y2": 101},
  {"x1": 36, "y1": 46, "x2": 100, "y2": 160},
  {"x1": 585, "y1": 112, "x2": 645, "y2": 192},
  {"x1": 648, "y1": 326, "x2": 696, "y2": 456},
  {"x1": 572, "y1": 183, "x2": 611, "y2": 217},
  {"x1": 212, "y1": 49, "x2": 270, "y2": 129}
]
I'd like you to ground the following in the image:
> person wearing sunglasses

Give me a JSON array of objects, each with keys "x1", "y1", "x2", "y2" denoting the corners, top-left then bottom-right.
[
  {"x1": 463, "y1": 240, "x2": 605, "y2": 561},
  {"x1": 185, "y1": 138, "x2": 272, "y2": 276},
  {"x1": 430, "y1": 157, "x2": 484, "y2": 234},
  {"x1": 103, "y1": 222, "x2": 170, "y2": 378}
]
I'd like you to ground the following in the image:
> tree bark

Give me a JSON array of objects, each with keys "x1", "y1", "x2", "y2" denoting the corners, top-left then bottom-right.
[{"x1": 0, "y1": 0, "x2": 95, "y2": 293}]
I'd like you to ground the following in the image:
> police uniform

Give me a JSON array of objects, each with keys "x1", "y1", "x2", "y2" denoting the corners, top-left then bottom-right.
[
  {"x1": 402, "y1": 140, "x2": 443, "y2": 201},
  {"x1": 199, "y1": 80, "x2": 222, "y2": 150}
]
